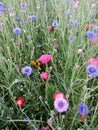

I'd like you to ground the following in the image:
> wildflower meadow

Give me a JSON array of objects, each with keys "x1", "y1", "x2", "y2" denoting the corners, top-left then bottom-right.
[{"x1": 0, "y1": 0, "x2": 98, "y2": 130}]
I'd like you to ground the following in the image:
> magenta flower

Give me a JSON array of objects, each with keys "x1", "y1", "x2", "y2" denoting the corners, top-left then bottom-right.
[
  {"x1": 87, "y1": 58, "x2": 98, "y2": 66},
  {"x1": 53, "y1": 92, "x2": 65, "y2": 100},
  {"x1": 40, "y1": 72, "x2": 48, "y2": 79},
  {"x1": 38, "y1": 54, "x2": 52, "y2": 63},
  {"x1": 54, "y1": 98, "x2": 69, "y2": 113}
]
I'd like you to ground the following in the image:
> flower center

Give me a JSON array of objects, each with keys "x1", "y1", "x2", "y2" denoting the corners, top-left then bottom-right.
[
  {"x1": 25, "y1": 69, "x2": 29, "y2": 73},
  {"x1": 89, "y1": 67, "x2": 96, "y2": 73},
  {"x1": 58, "y1": 102, "x2": 64, "y2": 107}
]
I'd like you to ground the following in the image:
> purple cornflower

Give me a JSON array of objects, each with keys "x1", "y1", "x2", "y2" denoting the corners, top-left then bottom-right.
[
  {"x1": 78, "y1": 103, "x2": 89, "y2": 115},
  {"x1": 54, "y1": 98, "x2": 69, "y2": 113},
  {"x1": 21, "y1": 66, "x2": 32, "y2": 76},
  {"x1": 68, "y1": 36, "x2": 76, "y2": 41},
  {"x1": 86, "y1": 64, "x2": 98, "y2": 76},
  {"x1": 13, "y1": 27, "x2": 21, "y2": 35},
  {"x1": 86, "y1": 31, "x2": 96, "y2": 38},
  {"x1": 20, "y1": 2, "x2": 27, "y2": 8},
  {"x1": 52, "y1": 20, "x2": 58, "y2": 27},
  {"x1": 31, "y1": 15, "x2": 37, "y2": 20},
  {"x1": 0, "y1": 22, "x2": 5, "y2": 28}
]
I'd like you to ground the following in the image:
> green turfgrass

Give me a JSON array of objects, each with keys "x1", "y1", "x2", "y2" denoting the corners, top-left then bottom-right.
[{"x1": 0, "y1": 0, "x2": 98, "y2": 130}]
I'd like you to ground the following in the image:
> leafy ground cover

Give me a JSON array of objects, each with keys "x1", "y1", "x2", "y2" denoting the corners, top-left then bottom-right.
[{"x1": 0, "y1": 0, "x2": 98, "y2": 130}]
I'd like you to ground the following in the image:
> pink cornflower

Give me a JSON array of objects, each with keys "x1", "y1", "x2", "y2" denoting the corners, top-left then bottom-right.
[
  {"x1": 74, "y1": 1, "x2": 79, "y2": 9},
  {"x1": 54, "y1": 98, "x2": 69, "y2": 113},
  {"x1": 77, "y1": 49, "x2": 82, "y2": 54}
]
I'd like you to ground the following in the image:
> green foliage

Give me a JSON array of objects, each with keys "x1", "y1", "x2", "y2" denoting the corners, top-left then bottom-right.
[{"x1": 0, "y1": 0, "x2": 98, "y2": 130}]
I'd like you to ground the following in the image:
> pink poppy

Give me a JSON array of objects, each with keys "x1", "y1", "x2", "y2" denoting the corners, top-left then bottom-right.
[
  {"x1": 38, "y1": 54, "x2": 52, "y2": 63},
  {"x1": 40, "y1": 72, "x2": 48, "y2": 79}
]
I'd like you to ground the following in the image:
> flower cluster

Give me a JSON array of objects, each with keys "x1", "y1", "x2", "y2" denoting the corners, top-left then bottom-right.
[
  {"x1": 78, "y1": 102, "x2": 89, "y2": 121},
  {"x1": 86, "y1": 24, "x2": 98, "y2": 44},
  {"x1": 49, "y1": 20, "x2": 58, "y2": 32},
  {"x1": 86, "y1": 58, "x2": 98, "y2": 76},
  {"x1": 53, "y1": 92, "x2": 69, "y2": 113},
  {"x1": 68, "y1": 19, "x2": 79, "y2": 25}
]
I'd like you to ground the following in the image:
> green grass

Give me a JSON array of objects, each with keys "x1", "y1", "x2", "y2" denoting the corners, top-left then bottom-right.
[{"x1": 0, "y1": 0, "x2": 98, "y2": 129}]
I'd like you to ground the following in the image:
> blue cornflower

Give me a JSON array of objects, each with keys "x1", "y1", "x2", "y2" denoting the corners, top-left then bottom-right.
[
  {"x1": 13, "y1": 27, "x2": 21, "y2": 35},
  {"x1": 52, "y1": 20, "x2": 58, "y2": 26},
  {"x1": 78, "y1": 103, "x2": 89, "y2": 115},
  {"x1": 86, "y1": 31, "x2": 96, "y2": 38},
  {"x1": 93, "y1": 26, "x2": 98, "y2": 33},
  {"x1": 86, "y1": 64, "x2": 98, "y2": 76},
  {"x1": 41, "y1": 0, "x2": 48, "y2": 2},
  {"x1": 23, "y1": 115, "x2": 29, "y2": 120},
  {"x1": 0, "y1": 2, "x2": 4, "y2": 7},
  {"x1": 65, "y1": 9, "x2": 72, "y2": 15},
  {"x1": 21, "y1": 66, "x2": 32, "y2": 76},
  {"x1": 0, "y1": 7, "x2": 6, "y2": 12},
  {"x1": 20, "y1": 2, "x2": 27, "y2": 8},
  {"x1": 31, "y1": 15, "x2": 37, "y2": 20},
  {"x1": 68, "y1": 19, "x2": 74, "y2": 25},
  {"x1": 14, "y1": 17, "x2": 20, "y2": 22},
  {"x1": 29, "y1": 127, "x2": 35, "y2": 130},
  {"x1": 74, "y1": 20, "x2": 79, "y2": 25},
  {"x1": 68, "y1": 36, "x2": 76, "y2": 41}
]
